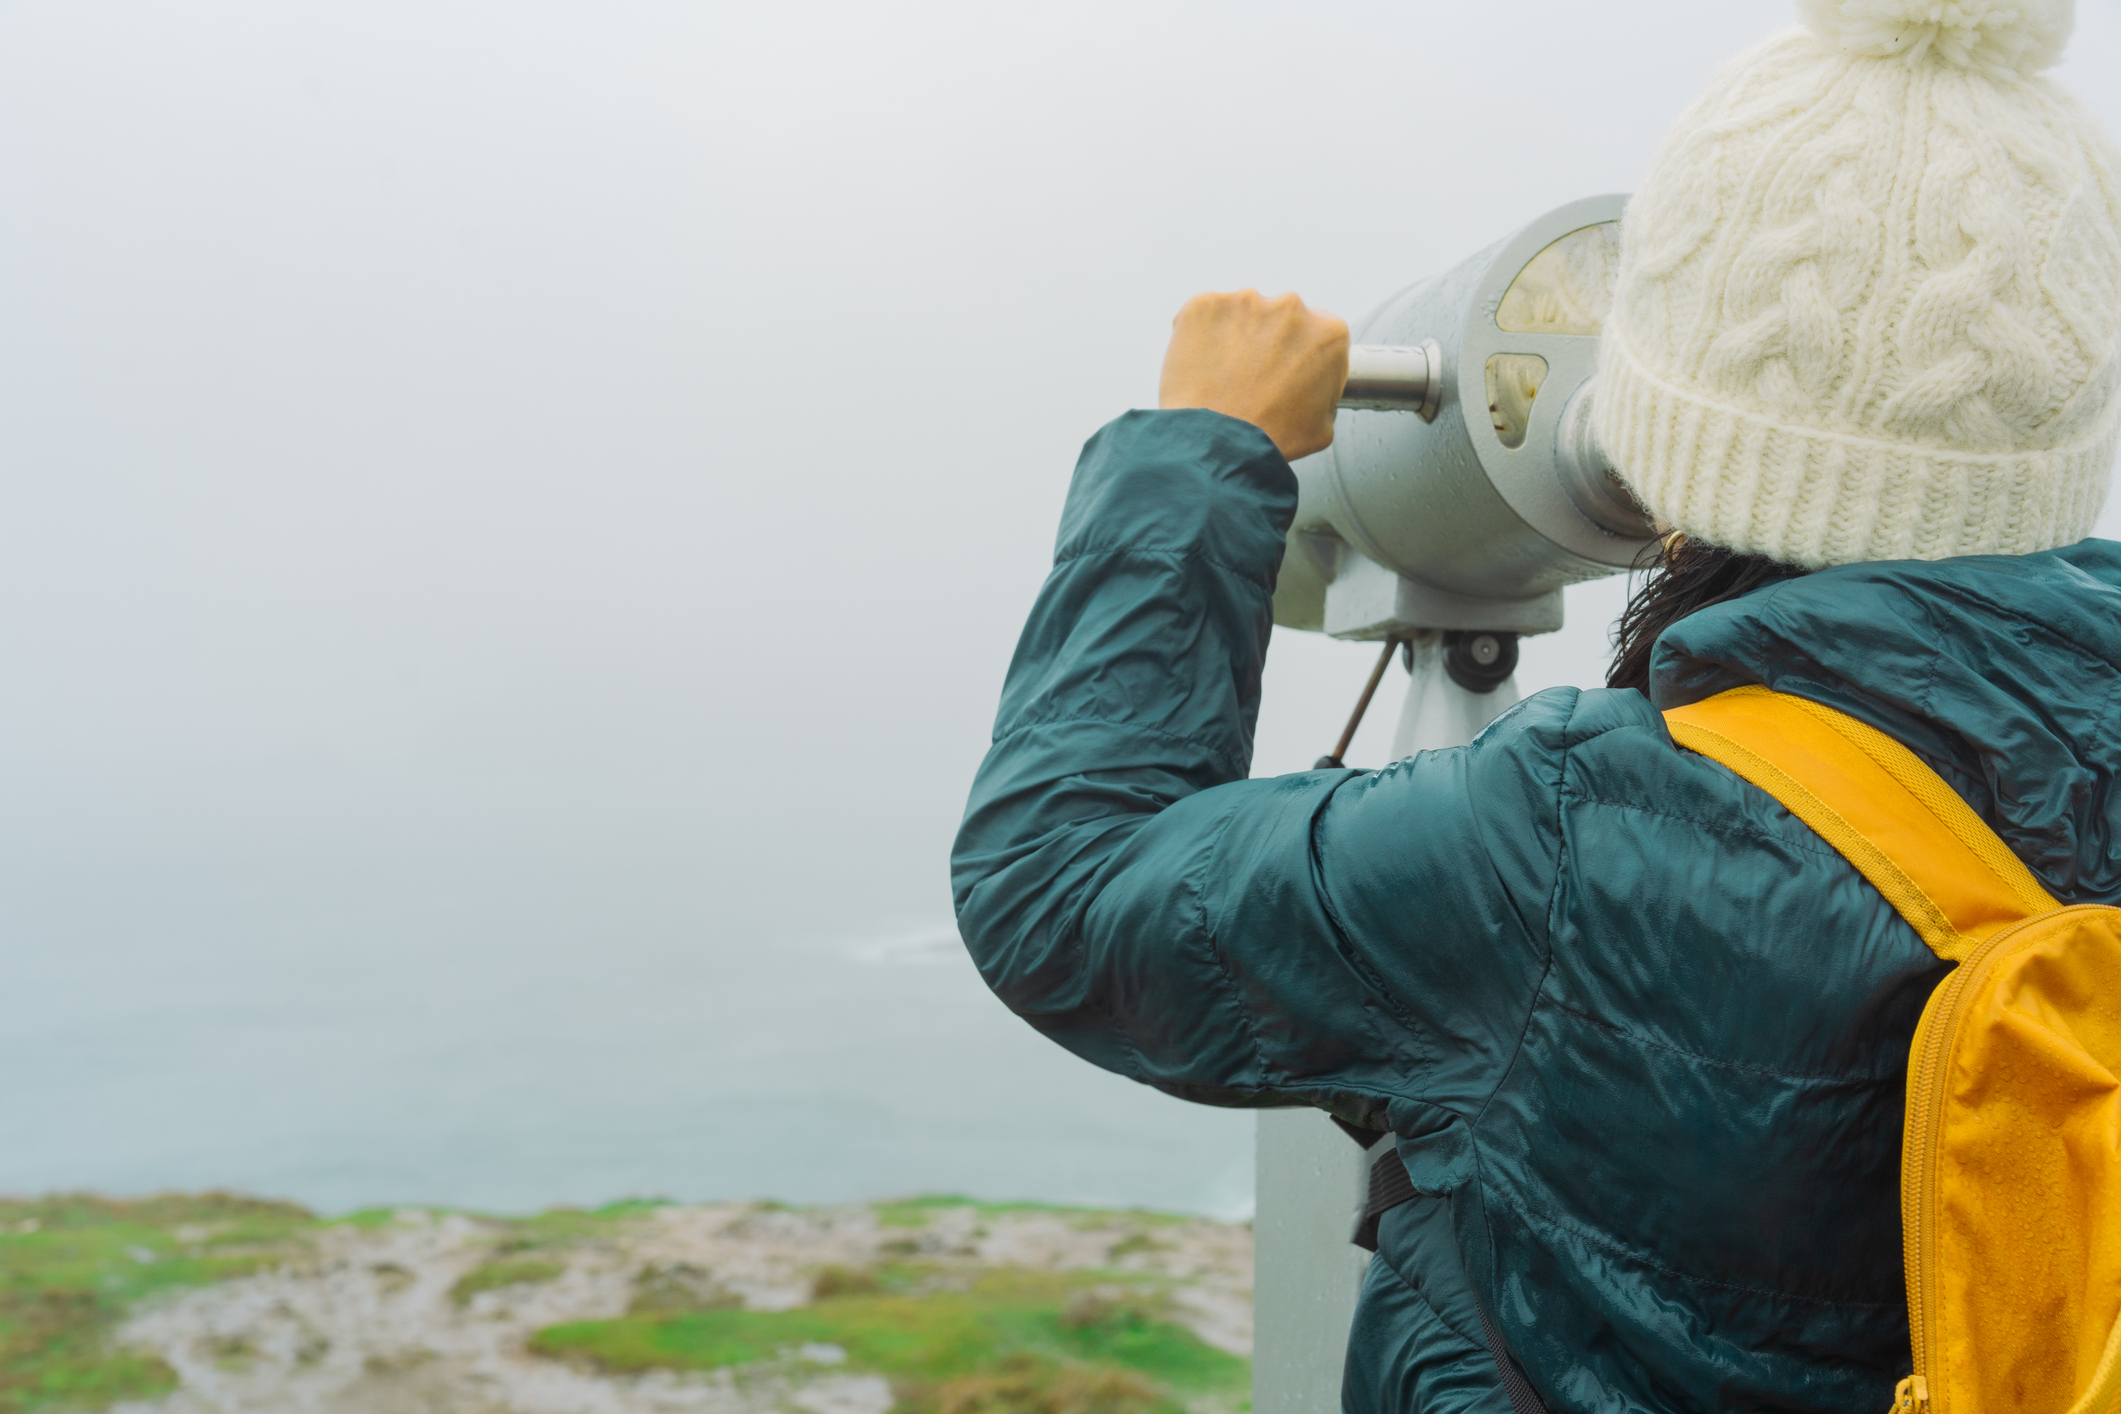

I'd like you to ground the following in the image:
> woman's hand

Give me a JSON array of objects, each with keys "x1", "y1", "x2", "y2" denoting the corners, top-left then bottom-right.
[{"x1": 1158, "y1": 290, "x2": 1349, "y2": 462}]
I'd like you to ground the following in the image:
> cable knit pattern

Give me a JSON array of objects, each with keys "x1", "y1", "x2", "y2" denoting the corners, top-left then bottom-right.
[{"x1": 1597, "y1": 3, "x2": 2121, "y2": 567}]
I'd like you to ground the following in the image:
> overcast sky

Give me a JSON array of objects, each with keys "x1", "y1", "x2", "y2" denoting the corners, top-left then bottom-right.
[{"x1": 2, "y1": 0, "x2": 2117, "y2": 1207}]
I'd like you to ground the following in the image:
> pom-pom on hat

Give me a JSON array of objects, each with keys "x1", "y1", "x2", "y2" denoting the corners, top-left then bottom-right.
[
  {"x1": 1596, "y1": 0, "x2": 2121, "y2": 568},
  {"x1": 1795, "y1": 0, "x2": 2075, "y2": 76}
]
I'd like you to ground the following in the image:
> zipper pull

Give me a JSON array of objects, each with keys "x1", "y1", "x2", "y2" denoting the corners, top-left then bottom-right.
[{"x1": 1893, "y1": 1376, "x2": 1929, "y2": 1414}]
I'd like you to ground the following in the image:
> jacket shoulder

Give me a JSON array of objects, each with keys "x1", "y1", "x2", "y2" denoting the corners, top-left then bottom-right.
[
  {"x1": 1550, "y1": 682, "x2": 1667, "y2": 743},
  {"x1": 1546, "y1": 685, "x2": 1844, "y2": 852}
]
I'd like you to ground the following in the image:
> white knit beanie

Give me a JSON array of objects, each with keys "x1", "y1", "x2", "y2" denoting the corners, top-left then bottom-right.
[{"x1": 1596, "y1": 0, "x2": 2121, "y2": 567}]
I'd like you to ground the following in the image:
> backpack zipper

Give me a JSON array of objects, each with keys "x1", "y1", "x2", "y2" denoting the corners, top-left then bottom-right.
[
  {"x1": 1900, "y1": 932, "x2": 1992, "y2": 1403},
  {"x1": 1897, "y1": 907, "x2": 2103, "y2": 1413}
]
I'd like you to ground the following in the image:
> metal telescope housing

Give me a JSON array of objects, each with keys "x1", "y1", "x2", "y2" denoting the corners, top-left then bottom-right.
[
  {"x1": 1272, "y1": 194, "x2": 1657, "y2": 641},
  {"x1": 1254, "y1": 196, "x2": 1663, "y2": 1414}
]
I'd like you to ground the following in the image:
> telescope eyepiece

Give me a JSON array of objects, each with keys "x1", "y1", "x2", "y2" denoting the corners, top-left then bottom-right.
[{"x1": 1557, "y1": 379, "x2": 1656, "y2": 538}]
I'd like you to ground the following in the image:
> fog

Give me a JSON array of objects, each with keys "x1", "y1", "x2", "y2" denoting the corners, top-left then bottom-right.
[{"x1": 2, "y1": 0, "x2": 2116, "y2": 1212}]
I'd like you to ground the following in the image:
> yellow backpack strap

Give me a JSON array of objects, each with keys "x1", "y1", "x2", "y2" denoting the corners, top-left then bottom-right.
[{"x1": 1662, "y1": 686, "x2": 2055, "y2": 962}]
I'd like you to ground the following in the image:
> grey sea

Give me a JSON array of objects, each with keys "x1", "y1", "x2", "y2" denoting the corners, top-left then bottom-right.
[{"x1": 1, "y1": 880, "x2": 1253, "y2": 1219}]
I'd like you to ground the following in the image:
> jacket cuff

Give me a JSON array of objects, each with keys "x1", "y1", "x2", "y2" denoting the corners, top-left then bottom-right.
[{"x1": 1054, "y1": 409, "x2": 1296, "y2": 578}]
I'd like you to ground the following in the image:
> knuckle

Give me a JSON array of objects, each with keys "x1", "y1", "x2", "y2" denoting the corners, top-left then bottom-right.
[{"x1": 1177, "y1": 293, "x2": 1224, "y2": 326}]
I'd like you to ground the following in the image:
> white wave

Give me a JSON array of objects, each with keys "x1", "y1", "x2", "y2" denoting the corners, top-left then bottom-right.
[{"x1": 843, "y1": 925, "x2": 965, "y2": 967}]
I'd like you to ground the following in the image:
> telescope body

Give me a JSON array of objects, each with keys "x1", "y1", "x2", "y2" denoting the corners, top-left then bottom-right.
[{"x1": 1274, "y1": 195, "x2": 1656, "y2": 640}]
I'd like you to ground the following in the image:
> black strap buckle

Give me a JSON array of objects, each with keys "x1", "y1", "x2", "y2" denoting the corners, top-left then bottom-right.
[
  {"x1": 1338, "y1": 1123, "x2": 1552, "y2": 1413},
  {"x1": 1349, "y1": 1134, "x2": 1416, "y2": 1253}
]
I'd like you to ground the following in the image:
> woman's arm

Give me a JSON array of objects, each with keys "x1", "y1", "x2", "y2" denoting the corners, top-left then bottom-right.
[{"x1": 951, "y1": 402, "x2": 1567, "y2": 1131}]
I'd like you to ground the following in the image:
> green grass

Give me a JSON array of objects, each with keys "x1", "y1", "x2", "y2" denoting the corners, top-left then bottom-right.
[
  {"x1": 630, "y1": 1263, "x2": 741, "y2": 1315},
  {"x1": 0, "y1": 1193, "x2": 661, "y2": 1411},
  {"x1": 498, "y1": 1199, "x2": 670, "y2": 1249},
  {"x1": 529, "y1": 1267, "x2": 1246, "y2": 1414},
  {"x1": 0, "y1": 1193, "x2": 320, "y2": 1414},
  {"x1": 446, "y1": 1199, "x2": 666, "y2": 1305},
  {"x1": 1103, "y1": 1235, "x2": 1166, "y2": 1261},
  {"x1": 872, "y1": 1197, "x2": 1184, "y2": 1231},
  {"x1": 0, "y1": 1194, "x2": 1243, "y2": 1414},
  {"x1": 336, "y1": 1197, "x2": 667, "y2": 1242},
  {"x1": 450, "y1": 1258, "x2": 566, "y2": 1306}
]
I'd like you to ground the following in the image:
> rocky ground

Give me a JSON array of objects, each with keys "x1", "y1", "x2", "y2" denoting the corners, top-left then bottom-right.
[{"x1": 96, "y1": 1201, "x2": 1252, "y2": 1414}]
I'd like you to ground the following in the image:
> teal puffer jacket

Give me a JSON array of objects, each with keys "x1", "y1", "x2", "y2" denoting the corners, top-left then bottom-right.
[{"x1": 952, "y1": 410, "x2": 2121, "y2": 1414}]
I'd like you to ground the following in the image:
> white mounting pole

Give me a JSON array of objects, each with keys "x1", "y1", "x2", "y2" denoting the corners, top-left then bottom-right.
[{"x1": 1253, "y1": 638, "x2": 1519, "y2": 1414}]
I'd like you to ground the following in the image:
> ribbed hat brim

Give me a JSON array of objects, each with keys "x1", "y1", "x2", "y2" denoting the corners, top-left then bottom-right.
[{"x1": 1598, "y1": 333, "x2": 2120, "y2": 568}]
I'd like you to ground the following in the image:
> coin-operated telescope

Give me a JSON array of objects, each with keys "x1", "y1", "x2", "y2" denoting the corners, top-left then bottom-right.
[
  {"x1": 1270, "y1": 193, "x2": 1656, "y2": 762},
  {"x1": 1255, "y1": 195, "x2": 1656, "y2": 1414}
]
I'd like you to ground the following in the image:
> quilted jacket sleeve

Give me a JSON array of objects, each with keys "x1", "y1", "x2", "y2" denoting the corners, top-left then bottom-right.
[{"x1": 951, "y1": 410, "x2": 1570, "y2": 1129}]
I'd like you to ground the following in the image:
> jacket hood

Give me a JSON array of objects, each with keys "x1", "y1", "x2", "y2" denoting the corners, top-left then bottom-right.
[{"x1": 1651, "y1": 539, "x2": 2121, "y2": 905}]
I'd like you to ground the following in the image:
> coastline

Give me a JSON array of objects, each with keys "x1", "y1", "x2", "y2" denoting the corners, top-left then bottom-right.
[{"x1": 1, "y1": 1194, "x2": 1253, "y2": 1414}]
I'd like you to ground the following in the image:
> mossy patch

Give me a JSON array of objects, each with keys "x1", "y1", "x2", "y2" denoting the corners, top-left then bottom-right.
[
  {"x1": 449, "y1": 1258, "x2": 565, "y2": 1306},
  {"x1": 902, "y1": 1354, "x2": 1169, "y2": 1414},
  {"x1": 1104, "y1": 1235, "x2": 1166, "y2": 1261},
  {"x1": 500, "y1": 1199, "x2": 668, "y2": 1250},
  {"x1": 811, "y1": 1264, "x2": 883, "y2": 1300},
  {"x1": 334, "y1": 1197, "x2": 667, "y2": 1243},
  {"x1": 431, "y1": 1197, "x2": 671, "y2": 1308},
  {"x1": 0, "y1": 1193, "x2": 1242, "y2": 1414},
  {"x1": 529, "y1": 1267, "x2": 1245, "y2": 1414},
  {"x1": 629, "y1": 1263, "x2": 741, "y2": 1315},
  {"x1": 872, "y1": 1197, "x2": 1185, "y2": 1233},
  {"x1": 0, "y1": 1192, "x2": 319, "y2": 1414}
]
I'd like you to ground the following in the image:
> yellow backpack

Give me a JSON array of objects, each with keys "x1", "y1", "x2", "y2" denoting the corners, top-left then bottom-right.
[{"x1": 1663, "y1": 686, "x2": 2121, "y2": 1414}]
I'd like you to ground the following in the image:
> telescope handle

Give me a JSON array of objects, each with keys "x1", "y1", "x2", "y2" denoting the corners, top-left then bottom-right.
[
  {"x1": 1338, "y1": 342, "x2": 1650, "y2": 537},
  {"x1": 1339, "y1": 340, "x2": 1442, "y2": 421}
]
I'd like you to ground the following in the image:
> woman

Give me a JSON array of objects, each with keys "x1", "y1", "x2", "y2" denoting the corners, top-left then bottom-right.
[{"x1": 952, "y1": 1, "x2": 2121, "y2": 1408}]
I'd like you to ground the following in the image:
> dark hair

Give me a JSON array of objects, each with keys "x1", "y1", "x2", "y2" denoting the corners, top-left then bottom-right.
[{"x1": 1606, "y1": 536, "x2": 1810, "y2": 694}]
